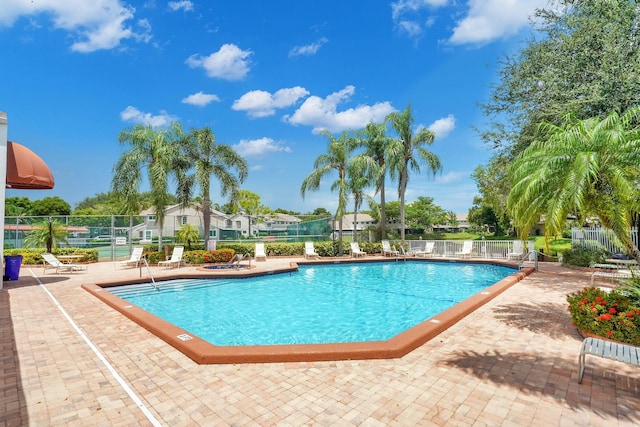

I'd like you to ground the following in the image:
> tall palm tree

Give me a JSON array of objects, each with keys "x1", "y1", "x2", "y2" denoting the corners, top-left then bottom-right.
[
  {"x1": 112, "y1": 123, "x2": 184, "y2": 251},
  {"x1": 301, "y1": 130, "x2": 356, "y2": 255},
  {"x1": 361, "y1": 121, "x2": 394, "y2": 239},
  {"x1": 177, "y1": 127, "x2": 248, "y2": 249},
  {"x1": 386, "y1": 104, "x2": 442, "y2": 243},
  {"x1": 347, "y1": 153, "x2": 378, "y2": 242},
  {"x1": 508, "y1": 108, "x2": 640, "y2": 261}
]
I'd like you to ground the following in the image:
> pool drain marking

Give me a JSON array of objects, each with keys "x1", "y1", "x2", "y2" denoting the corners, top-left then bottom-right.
[
  {"x1": 177, "y1": 334, "x2": 193, "y2": 341},
  {"x1": 429, "y1": 319, "x2": 441, "y2": 324}
]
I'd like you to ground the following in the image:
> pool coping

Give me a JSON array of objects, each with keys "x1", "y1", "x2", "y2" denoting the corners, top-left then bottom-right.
[{"x1": 81, "y1": 258, "x2": 534, "y2": 364}]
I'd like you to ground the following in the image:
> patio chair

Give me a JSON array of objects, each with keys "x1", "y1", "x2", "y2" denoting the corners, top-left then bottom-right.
[
  {"x1": 158, "y1": 246, "x2": 184, "y2": 268},
  {"x1": 118, "y1": 247, "x2": 144, "y2": 268},
  {"x1": 415, "y1": 241, "x2": 436, "y2": 258},
  {"x1": 255, "y1": 242, "x2": 267, "y2": 261},
  {"x1": 304, "y1": 241, "x2": 320, "y2": 259},
  {"x1": 42, "y1": 253, "x2": 87, "y2": 274},
  {"x1": 350, "y1": 242, "x2": 366, "y2": 258},
  {"x1": 382, "y1": 240, "x2": 400, "y2": 257},
  {"x1": 455, "y1": 241, "x2": 474, "y2": 258},
  {"x1": 506, "y1": 240, "x2": 525, "y2": 260}
]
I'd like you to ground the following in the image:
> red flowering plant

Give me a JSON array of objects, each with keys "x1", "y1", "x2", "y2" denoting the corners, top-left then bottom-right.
[
  {"x1": 567, "y1": 286, "x2": 640, "y2": 345},
  {"x1": 183, "y1": 249, "x2": 235, "y2": 264}
]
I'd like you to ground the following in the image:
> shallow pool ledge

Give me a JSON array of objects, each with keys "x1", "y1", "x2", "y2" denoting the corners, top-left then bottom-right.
[{"x1": 82, "y1": 264, "x2": 534, "y2": 364}]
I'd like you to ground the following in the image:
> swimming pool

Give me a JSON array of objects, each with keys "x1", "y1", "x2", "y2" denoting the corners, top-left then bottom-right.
[
  {"x1": 85, "y1": 259, "x2": 530, "y2": 363},
  {"x1": 108, "y1": 261, "x2": 513, "y2": 346}
]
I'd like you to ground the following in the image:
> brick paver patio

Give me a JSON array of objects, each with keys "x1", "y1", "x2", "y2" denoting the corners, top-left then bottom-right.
[{"x1": 1, "y1": 258, "x2": 638, "y2": 426}]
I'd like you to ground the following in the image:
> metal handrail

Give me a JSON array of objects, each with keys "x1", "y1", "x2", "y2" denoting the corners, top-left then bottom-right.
[{"x1": 139, "y1": 255, "x2": 157, "y2": 289}]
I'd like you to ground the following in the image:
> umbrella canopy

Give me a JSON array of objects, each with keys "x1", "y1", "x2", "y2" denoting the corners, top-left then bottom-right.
[{"x1": 5, "y1": 140, "x2": 54, "y2": 189}]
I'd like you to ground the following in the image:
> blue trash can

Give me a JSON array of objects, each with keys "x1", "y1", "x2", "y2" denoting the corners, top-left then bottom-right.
[{"x1": 4, "y1": 255, "x2": 23, "y2": 281}]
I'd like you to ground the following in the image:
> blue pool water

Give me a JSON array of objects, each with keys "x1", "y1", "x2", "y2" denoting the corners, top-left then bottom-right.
[{"x1": 109, "y1": 261, "x2": 513, "y2": 346}]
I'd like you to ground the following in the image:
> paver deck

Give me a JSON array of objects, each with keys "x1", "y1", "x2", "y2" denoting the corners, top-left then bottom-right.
[{"x1": 1, "y1": 257, "x2": 639, "y2": 426}]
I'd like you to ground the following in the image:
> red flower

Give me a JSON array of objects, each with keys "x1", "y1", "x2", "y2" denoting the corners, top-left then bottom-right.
[
  {"x1": 607, "y1": 331, "x2": 613, "y2": 336},
  {"x1": 609, "y1": 308, "x2": 617, "y2": 314}
]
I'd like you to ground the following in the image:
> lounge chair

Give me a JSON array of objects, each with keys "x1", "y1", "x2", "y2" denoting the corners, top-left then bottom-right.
[
  {"x1": 590, "y1": 269, "x2": 634, "y2": 285},
  {"x1": 255, "y1": 242, "x2": 267, "y2": 261},
  {"x1": 415, "y1": 241, "x2": 436, "y2": 257},
  {"x1": 118, "y1": 247, "x2": 144, "y2": 268},
  {"x1": 350, "y1": 242, "x2": 366, "y2": 258},
  {"x1": 42, "y1": 253, "x2": 87, "y2": 274},
  {"x1": 158, "y1": 246, "x2": 184, "y2": 268},
  {"x1": 506, "y1": 240, "x2": 525, "y2": 260},
  {"x1": 455, "y1": 241, "x2": 474, "y2": 258},
  {"x1": 304, "y1": 241, "x2": 320, "y2": 259},
  {"x1": 382, "y1": 240, "x2": 399, "y2": 257}
]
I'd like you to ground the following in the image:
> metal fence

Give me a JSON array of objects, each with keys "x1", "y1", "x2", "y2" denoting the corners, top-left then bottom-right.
[{"x1": 571, "y1": 227, "x2": 639, "y2": 254}]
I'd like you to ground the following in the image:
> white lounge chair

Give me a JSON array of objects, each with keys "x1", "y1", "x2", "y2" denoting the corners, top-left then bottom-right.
[
  {"x1": 255, "y1": 243, "x2": 267, "y2": 261},
  {"x1": 382, "y1": 240, "x2": 399, "y2": 257},
  {"x1": 506, "y1": 240, "x2": 525, "y2": 260},
  {"x1": 590, "y1": 269, "x2": 634, "y2": 285},
  {"x1": 415, "y1": 241, "x2": 436, "y2": 257},
  {"x1": 158, "y1": 246, "x2": 184, "y2": 268},
  {"x1": 304, "y1": 241, "x2": 320, "y2": 259},
  {"x1": 42, "y1": 253, "x2": 86, "y2": 274},
  {"x1": 350, "y1": 242, "x2": 366, "y2": 258},
  {"x1": 455, "y1": 241, "x2": 474, "y2": 258},
  {"x1": 118, "y1": 247, "x2": 144, "y2": 268}
]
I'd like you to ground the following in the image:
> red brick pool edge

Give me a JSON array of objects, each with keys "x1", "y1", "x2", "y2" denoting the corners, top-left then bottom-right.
[{"x1": 81, "y1": 261, "x2": 534, "y2": 364}]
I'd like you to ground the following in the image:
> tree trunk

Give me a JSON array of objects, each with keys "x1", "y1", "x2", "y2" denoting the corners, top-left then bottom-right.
[
  {"x1": 203, "y1": 195, "x2": 211, "y2": 249},
  {"x1": 379, "y1": 171, "x2": 386, "y2": 240}
]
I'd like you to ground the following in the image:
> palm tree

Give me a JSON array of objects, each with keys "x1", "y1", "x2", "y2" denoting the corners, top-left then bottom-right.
[
  {"x1": 178, "y1": 127, "x2": 248, "y2": 249},
  {"x1": 176, "y1": 223, "x2": 200, "y2": 251},
  {"x1": 386, "y1": 104, "x2": 442, "y2": 243},
  {"x1": 24, "y1": 218, "x2": 69, "y2": 252},
  {"x1": 508, "y1": 108, "x2": 640, "y2": 261},
  {"x1": 361, "y1": 121, "x2": 394, "y2": 239},
  {"x1": 301, "y1": 130, "x2": 356, "y2": 255},
  {"x1": 347, "y1": 153, "x2": 378, "y2": 242},
  {"x1": 112, "y1": 122, "x2": 184, "y2": 251}
]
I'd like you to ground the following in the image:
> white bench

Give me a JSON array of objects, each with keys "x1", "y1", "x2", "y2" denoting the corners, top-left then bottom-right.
[{"x1": 578, "y1": 337, "x2": 640, "y2": 383}]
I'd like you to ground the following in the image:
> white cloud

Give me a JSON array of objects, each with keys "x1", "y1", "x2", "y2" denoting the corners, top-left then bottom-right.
[
  {"x1": 435, "y1": 170, "x2": 467, "y2": 184},
  {"x1": 289, "y1": 37, "x2": 328, "y2": 57},
  {"x1": 185, "y1": 43, "x2": 252, "y2": 81},
  {"x1": 233, "y1": 137, "x2": 292, "y2": 157},
  {"x1": 120, "y1": 106, "x2": 178, "y2": 127},
  {"x1": 449, "y1": 0, "x2": 546, "y2": 45},
  {"x1": 0, "y1": 0, "x2": 151, "y2": 52},
  {"x1": 232, "y1": 87, "x2": 310, "y2": 118},
  {"x1": 285, "y1": 86, "x2": 396, "y2": 134},
  {"x1": 428, "y1": 114, "x2": 456, "y2": 139},
  {"x1": 182, "y1": 91, "x2": 220, "y2": 107},
  {"x1": 168, "y1": 1, "x2": 194, "y2": 12},
  {"x1": 390, "y1": 0, "x2": 448, "y2": 38}
]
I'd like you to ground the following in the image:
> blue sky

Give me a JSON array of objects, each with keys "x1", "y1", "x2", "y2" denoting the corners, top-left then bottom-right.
[{"x1": 1, "y1": 0, "x2": 546, "y2": 214}]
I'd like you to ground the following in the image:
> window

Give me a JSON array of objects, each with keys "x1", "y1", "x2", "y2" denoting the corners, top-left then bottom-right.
[
  {"x1": 147, "y1": 215, "x2": 156, "y2": 222},
  {"x1": 236, "y1": 221, "x2": 241, "y2": 228},
  {"x1": 209, "y1": 229, "x2": 217, "y2": 238},
  {"x1": 225, "y1": 219, "x2": 232, "y2": 228},
  {"x1": 181, "y1": 216, "x2": 187, "y2": 225}
]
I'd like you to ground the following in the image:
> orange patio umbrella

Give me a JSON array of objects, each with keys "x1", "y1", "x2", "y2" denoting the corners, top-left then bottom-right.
[{"x1": 5, "y1": 140, "x2": 55, "y2": 189}]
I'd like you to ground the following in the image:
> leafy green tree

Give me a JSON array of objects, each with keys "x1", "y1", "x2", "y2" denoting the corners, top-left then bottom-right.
[
  {"x1": 112, "y1": 122, "x2": 185, "y2": 251},
  {"x1": 177, "y1": 127, "x2": 248, "y2": 249},
  {"x1": 176, "y1": 223, "x2": 201, "y2": 250},
  {"x1": 405, "y1": 196, "x2": 447, "y2": 232},
  {"x1": 386, "y1": 104, "x2": 442, "y2": 243},
  {"x1": 237, "y1": 190, "x2": 271, "y2": 237},
  {"x1": 477, "y1": 0, "x2": 640, "y2": 218},
  {"x1": 24, "y1": 219, "x2": 69, "y2": 252},
  {"x1": 446, "y1": 211, "x2": 459, "y2": 232},
  {"x1": 508, "y1": 108, "x2": 640, "y2": 260},
  {"x1": 346, "y1": 153, "x2": 378, "y2": 242},
  {"x1": 4, "y1": 197, "x2": 33, "y2": 216},
  {"x1": 360, "y1": 121, "x2": 393, "y2": 239},
  {"x1": 468, "y1": 196, "x2": 503, "y2": 235},
  {"x1": 301, "y1": 130, "x2": 357, "y2": 255},
  {"x1": 31, "y1": 196, "x2": 71, "y2": 216}
]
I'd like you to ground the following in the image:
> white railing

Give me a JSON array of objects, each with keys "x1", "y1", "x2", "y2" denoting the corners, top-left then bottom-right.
[
  {"x1": 399, "y1": 239, "x2": 535, "y2": 260},
  {"x1": 571, "y1": 227, "x2": 638, "y2": 254}
]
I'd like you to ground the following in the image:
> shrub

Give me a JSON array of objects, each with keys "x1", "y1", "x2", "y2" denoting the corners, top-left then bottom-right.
[
  {"x1": 561, "y1": 245, "x2": 607, "y2": 267},
  {"x1": 567, "y1": 286, "x2": 640, "y2": 345}
]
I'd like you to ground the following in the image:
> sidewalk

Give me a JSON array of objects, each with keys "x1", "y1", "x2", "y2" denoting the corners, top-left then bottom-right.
[{"x1": 1, "y1": 259, "x2": 638, "y2": 426}]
